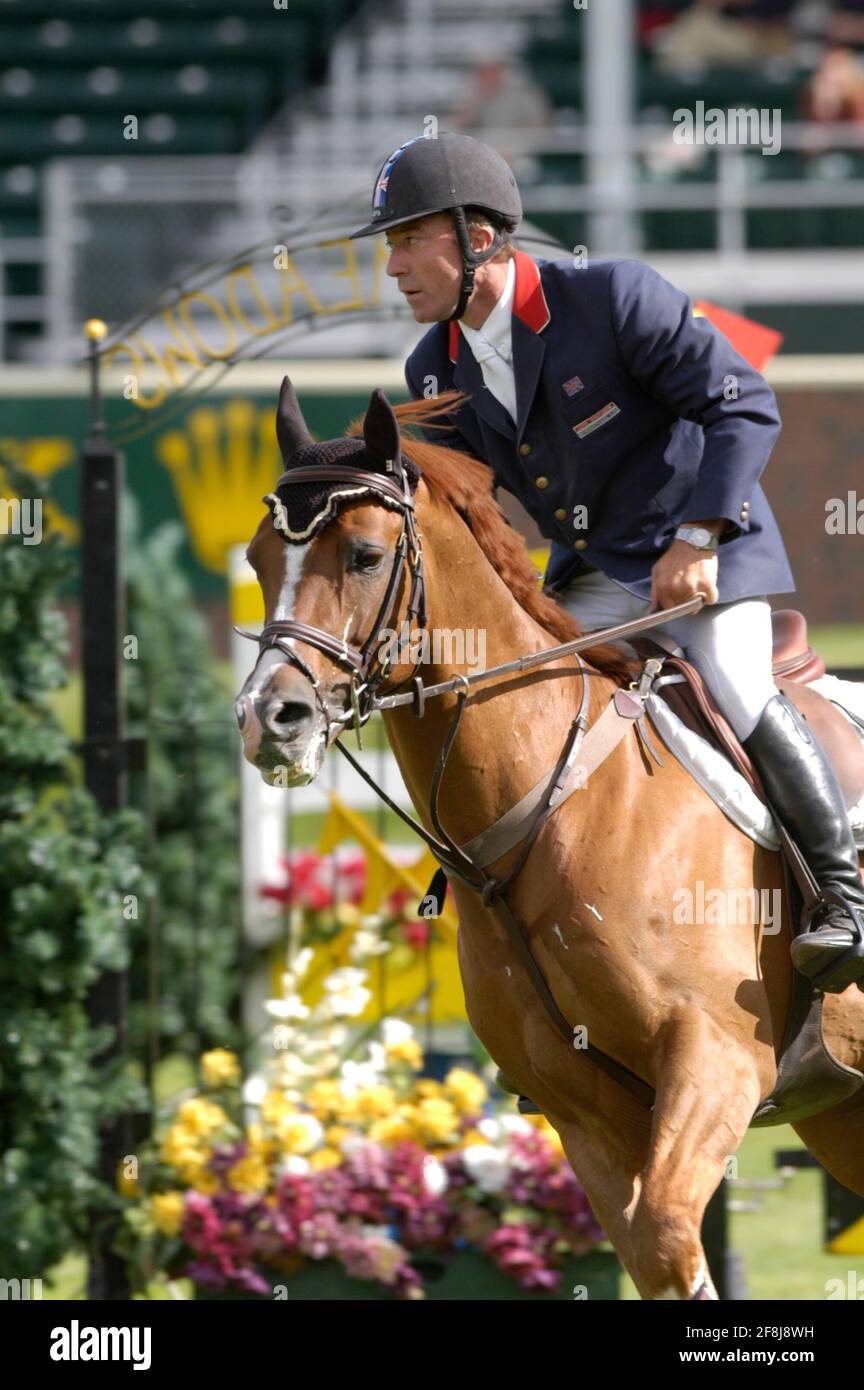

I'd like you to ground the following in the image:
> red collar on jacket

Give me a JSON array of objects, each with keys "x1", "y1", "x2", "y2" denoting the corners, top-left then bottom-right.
[{"x1": 447, "y1": 248, "x2": 551, "y2": 363}]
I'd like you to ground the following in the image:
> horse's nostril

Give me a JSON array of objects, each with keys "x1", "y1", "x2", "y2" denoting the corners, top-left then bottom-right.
[{"x1": 271, "y1": 701, "x2": 312, "y2": 728}]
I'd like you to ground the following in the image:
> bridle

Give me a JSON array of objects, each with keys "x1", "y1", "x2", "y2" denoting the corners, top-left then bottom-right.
[{"x1": 235, "y1": 455, "x2": 427, "y2": 742}]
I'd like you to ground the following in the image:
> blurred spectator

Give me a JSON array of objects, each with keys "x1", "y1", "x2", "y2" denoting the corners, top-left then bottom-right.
[
  {"x1": 448, "y1": 60, "x2": 552, "y2": 164},
  {"x1": 803, "y1": 43, "x2": 864, "y2": 121},
  {"x1": 799, "y1": 4, "x2": 864, "y2": 152},
  {"x1": 650, "y1": 0, "x2": 797, "y2": 73}
]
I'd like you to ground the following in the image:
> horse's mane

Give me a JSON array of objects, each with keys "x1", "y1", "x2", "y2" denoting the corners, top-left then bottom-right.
[{"x1": 346, "y1": 390, "x2": 634, "y2": 682}]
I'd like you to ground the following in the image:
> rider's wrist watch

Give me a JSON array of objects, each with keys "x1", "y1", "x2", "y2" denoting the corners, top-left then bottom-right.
[{"x1": 674, "y1": 525, "x2": 719, "y2": 551}]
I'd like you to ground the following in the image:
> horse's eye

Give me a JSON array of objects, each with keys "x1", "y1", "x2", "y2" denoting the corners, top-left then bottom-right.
[{"x1": 353, "y1": 548, "x2": 384, "y2": 573}]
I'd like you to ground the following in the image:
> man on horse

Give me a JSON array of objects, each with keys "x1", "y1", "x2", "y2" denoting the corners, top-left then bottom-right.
[{"x1": 348, "y1": 131, "x2": 864, "y2": 995}]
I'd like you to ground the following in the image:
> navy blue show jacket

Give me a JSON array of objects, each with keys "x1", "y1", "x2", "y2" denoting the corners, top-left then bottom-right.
[{"x1": 403, "y1": 250, "x2": 795, "y2": 603}]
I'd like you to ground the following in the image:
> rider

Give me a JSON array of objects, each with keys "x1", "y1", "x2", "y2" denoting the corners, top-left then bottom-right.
[{"x1": 348, "y1": 131, "x2": 864, "y2": 995}]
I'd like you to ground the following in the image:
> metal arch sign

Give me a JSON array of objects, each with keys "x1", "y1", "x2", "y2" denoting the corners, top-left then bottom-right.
[{"x1": 92, "y1": 227, "x2": 409, "y2": 445}]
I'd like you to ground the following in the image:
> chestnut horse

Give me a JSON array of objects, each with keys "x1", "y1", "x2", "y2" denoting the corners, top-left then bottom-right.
[{"x1": 235, "y1": 379, "x2": 864, "y2": 1299}]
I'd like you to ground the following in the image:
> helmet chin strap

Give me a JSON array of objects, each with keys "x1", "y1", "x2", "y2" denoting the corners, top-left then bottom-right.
[{"x1": 447, "y1": 205, "x2": 511, "y2": 322}]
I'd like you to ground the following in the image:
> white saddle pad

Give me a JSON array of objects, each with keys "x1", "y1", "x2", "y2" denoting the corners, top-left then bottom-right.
[{"x1": 645, "y1": 674, "x2": 864, "y2": 852}]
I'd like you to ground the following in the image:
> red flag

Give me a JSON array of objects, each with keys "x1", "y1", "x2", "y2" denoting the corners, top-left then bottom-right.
[{"x1": 693, "y1": 300, "x2": 783, "y2": 373}]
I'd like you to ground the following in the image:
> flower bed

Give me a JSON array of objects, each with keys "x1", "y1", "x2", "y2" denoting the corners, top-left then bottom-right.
[{"x1": 119, "y1": 926, "x2": 615, "y2": 1301}]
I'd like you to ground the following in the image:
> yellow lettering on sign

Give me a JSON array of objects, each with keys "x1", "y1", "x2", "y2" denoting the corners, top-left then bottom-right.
[
  {"x1": 225, "y1": 264, "x2": 284, "y2": 338},
  {"x1": 317, "y1": 238, "x2": 365, "y2": 315},
  {"x1": 178, "y1": 291, "x2": 238, "y2": 360},
  {"x1": 160, "y1": 308, "x2": 204, "y2": 386},
  {"x1": 277, "y1": 252, "x2": 323, "y2": 322},
  {"x1": 101, "y1": 335, "x2": 168, "y2": 409}
]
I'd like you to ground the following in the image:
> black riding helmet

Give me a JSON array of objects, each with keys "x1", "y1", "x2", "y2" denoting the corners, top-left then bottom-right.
[{"x1": 348, "y1": 132, "x2": 523, "y2": 322}]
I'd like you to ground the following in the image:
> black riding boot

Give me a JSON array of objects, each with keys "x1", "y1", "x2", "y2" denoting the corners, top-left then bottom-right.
[{"x1": 742, "y1": 693, "x2": 864, "y2": 993}]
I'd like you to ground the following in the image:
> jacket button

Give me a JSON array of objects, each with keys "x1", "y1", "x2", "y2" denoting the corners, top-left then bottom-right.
[
  {"x1": 554, "y1": 508, "x2": 567, "y2": 521},
  {"x1": 535, "y1": 476, "x2": 549, "y2": 489},
  {"x1": 574, "y1": 539, "x2": 588, "y2": 550},
  {"x1": 519, "y1": 442, "x2": 532, "y2": 456}
]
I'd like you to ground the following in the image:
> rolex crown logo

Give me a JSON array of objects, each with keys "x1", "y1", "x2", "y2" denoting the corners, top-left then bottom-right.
[{"x1": 156, "y1": 399, "x2": 285, "y2": 574}]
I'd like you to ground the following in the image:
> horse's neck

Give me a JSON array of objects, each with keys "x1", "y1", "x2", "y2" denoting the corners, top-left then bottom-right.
[{"x1": 382, "y1": 503, "x2": 615, "y2": 845}]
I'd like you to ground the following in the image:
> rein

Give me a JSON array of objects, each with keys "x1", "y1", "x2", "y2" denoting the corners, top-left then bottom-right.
[{"x1": 237, "y1": 456, "x2": 707, "y2": 1112}]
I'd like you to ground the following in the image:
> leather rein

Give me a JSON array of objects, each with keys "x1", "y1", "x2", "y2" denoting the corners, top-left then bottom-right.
[{"x1": 236, "y1": 455, "x2": 706, "y2": 1112}]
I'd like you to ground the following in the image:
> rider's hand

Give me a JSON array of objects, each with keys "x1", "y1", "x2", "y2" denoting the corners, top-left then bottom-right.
[{"x1": 650, "y1": 539, "x2": 719, "y2": 611}]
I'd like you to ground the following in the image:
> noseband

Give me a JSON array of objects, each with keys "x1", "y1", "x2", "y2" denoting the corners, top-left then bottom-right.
[{"x1": 235, "y1": 457, "x2": 427, "y2": 739}]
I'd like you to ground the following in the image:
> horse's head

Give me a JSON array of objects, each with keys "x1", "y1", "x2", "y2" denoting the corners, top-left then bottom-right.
[{"x1": 234, "y1": 377, "x2": 423, "y2": 786}]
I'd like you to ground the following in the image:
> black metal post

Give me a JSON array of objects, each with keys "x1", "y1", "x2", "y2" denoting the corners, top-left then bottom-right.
[{"x1": 81, "y1": 324, "x2": 131, "y2": 1300}]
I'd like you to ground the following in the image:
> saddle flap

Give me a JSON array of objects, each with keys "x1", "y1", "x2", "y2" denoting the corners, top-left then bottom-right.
[{"x1": 635, "y1": 635, "x2": 864, "y2": 815}]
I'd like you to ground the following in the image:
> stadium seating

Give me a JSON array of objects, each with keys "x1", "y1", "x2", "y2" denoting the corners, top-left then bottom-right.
[{"x1": 0, "y1": 0, "x2": 364, "y2": 353}]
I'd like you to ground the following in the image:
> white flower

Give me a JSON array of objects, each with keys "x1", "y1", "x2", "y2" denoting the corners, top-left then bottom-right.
[
  {"x1": 380, "y1": 1018, "x2": 414, "y2": 1046},
  {"x1": 339, "y1": 1132, "x2": 367, "y2": 1158},
  {"x1": 330, "y1": 986, "x2": 372, "y2": 1019},
  {"x1": 242, "y1": 1074, "x2": 267, "y2": 1106},
  {"x1": 321, "y1": 967, "x2": 372, "y2": 1019},
  {"x1": 291, "y1": 947, "x2": 314, "y2": 980},
  {"x1": 461, "y1": 1144, "x2": 512, "y2": 1194},
  {"x1": 323, "y1": 967, "x2": 368, "y2": 992},
  {"x1": 287, "y1": 1113, "x2": 324, "y2": 1150},
  {"x1": 349, "y1": 929, "x2": 391, "y2": 962},
  {"x1": 366, "y1": 1041, "x2": 387, "y2": 1072},
  {"x1": 476, "y1": 1117, "x2": 502, "y2": 1142},
  {"x1": 422, "y1": 1156, "x2": 448, "y2": 1197},
  {"x1": 340, "y1": 1058, "x2": 383, "y2": 1094},
  {"x1": 279, "y1": 1155, "x2": 310, "y2": 1176},
  {"x1": 266, "y1": 995, "x2": 310, "y2": 1021},
  {"x1": 499, "y1": 1115, "x2": 534, "y2": 1137}
]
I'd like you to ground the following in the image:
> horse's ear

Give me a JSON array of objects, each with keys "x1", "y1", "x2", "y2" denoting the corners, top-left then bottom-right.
[
  {"x1": 276, "y1": 376, "x2": 313, "y2": 466},
  {"x1": 363, "y1": 388, "x2": 401, "y2": 468}
]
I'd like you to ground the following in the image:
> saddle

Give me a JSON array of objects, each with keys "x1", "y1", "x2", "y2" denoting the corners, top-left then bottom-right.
[
  {"x1": 633, "y1": 611, "x2": 864, "y2": 1129},
  {"x1": 636, "y1": 610, "x2": 864, "y2": 814}
]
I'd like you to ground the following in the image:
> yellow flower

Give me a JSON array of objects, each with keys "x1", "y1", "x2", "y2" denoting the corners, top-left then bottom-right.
[
  {"x1": 305, "y1": 1081, "x2": 345, "y2": 1123},
  {"x1": 201, "y1": 1049, "x2": 240, "y2": 1087},
  {"x1": 410, "y1": 1097, "x2": 460, "y2": 1145},
  {"x1": 174, "y1": 1097, "x2": 229, "y2": 1140},
  {"x1": 324, "y1": 1125, "x2": 351, "y2": 1149},
  {"x1": 385, "y1": 1038, "x2": 423, "y2": 1070},
  {"x1": 160, "y1": 1127, "x2": 209, "y2": 1180},
  {"x1": 368, "y1": 1112, "x2": 416, "y2": 1147},
  {"x1": 150, "y1": 1192, "x2": 185, "y2": 1236},
  {"x1": 334, "y1": 903, "x2": 361, "y2": 929},
  {"x1": 308, "y1": 1147, "x2": 343, "y2": 1171},
  {"x1": 413, "y1": 1079, "x2": 444, "y2": 1101},
  {"x1": 276, "y1": 1113, "x2": 324, "y2": 1156},
  {"x1": 261, "y1": 1090, "x2": 299, "y2": 1127},
  {"x1": 227, "y1": 1152, "x2": 270, "y2": 1194},
  {"x1": 444, "y1": 1067, "x2": 488, "y2": 1116},
  {"x1": 245, "y1": 1122, "x2": 276, "y2": 1162},
  {"x1": 353, "y1": 1085, "x2": 397, "y2": 1121},
  {"x1": 189, "y1": 1167, "x2": 220, "y2": 1196}
]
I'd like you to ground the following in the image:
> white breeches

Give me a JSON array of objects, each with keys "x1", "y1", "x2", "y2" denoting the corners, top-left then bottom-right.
[{"x1": 560, "y1": 570, "x2": 779, "y2": 741}]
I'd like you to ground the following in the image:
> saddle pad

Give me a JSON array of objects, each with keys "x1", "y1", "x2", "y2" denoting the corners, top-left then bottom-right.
[{"x1": 645, "y1": 674, "x2": 864, "y2": 852}]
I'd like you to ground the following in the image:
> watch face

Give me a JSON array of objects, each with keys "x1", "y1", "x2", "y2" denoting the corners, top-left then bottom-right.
[{"x1": 690, "y1": 528, "x2": 712, "y2": 547}]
